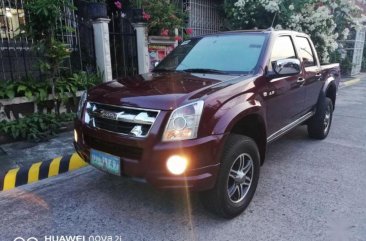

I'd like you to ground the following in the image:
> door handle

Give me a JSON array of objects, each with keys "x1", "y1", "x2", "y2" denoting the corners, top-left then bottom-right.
[
  {"x1": 297, "y1": 77, "x2": 305, "y2": 84},
  {"x1": 315, "y1": 72, "x2": 322, "y2": 77}
]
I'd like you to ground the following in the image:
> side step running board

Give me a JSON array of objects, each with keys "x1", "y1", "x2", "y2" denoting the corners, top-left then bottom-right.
[{"x1": 267, "y1": 111, "x2": 315, "y2": 143}]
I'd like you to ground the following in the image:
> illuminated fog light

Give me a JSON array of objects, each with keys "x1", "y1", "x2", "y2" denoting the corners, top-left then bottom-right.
[
  {"x1": 74, "y1": 129, "x2": 78, "y2": 143},
  {"x1": 166, "y1": 155, "x2": 188, "y2": 175}
]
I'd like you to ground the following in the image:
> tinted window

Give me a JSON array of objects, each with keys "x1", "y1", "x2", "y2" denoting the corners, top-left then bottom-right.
[
  {"x1": 155, "y1": 34, "x2": 267, "y2": 74},
  {"x1": 271, "y1": 36, "x2": 296, "y2": 62},
  {"x1": 296, "y1": 37, "x2": 316, "y2": 67}
]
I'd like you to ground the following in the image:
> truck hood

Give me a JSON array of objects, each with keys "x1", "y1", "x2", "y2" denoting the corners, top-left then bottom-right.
[{"x1": 87, "y1": 72, "x2": 243, "y2": 110}]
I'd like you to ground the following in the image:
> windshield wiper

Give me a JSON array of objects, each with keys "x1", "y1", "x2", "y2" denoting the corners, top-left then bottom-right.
[
  {"x1": 181, "y1": 68, "x2": 229, "y2": 75},
  {"x1": 153, "y1": 68, "x2": 176, "y2": 72}
]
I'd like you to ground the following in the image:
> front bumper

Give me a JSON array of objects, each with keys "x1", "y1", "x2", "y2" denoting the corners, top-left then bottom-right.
[{"x1": 74, "y1": 119, "x2": 225, "y2": 191}]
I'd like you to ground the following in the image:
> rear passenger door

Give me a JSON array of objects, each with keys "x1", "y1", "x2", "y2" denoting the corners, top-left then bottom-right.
[
  {"x1": 295, "y1": 36, "x2": 322, "y2": 111},
  {"x1": 265, "y1": 35, "x2": 306, "y2": 135}
]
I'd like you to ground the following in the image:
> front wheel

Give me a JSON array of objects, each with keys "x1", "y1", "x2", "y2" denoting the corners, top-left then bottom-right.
[{"x1": 200, "y1": 134, "x2": 260, "y2": 219}]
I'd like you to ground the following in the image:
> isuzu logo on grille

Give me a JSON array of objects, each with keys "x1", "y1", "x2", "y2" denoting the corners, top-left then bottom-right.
[
  {"x1": 100, "y1": 110, "x2": 118, "y2": 120},
  {"x1": 86, "y1": 102, "x2": 160, "y2": 138}
]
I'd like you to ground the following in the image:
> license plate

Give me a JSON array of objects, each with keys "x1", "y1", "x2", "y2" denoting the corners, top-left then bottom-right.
[{"x1": 90, "y1": 149, "x2": 121, "y2": 176}]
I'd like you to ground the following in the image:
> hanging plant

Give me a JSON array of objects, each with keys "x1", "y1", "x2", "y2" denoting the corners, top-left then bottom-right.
[
  {"x1": 142, "y1": 10, "x2": 151, "y2": 21},
  {"x1": 107, "y1": 0, "x2": 131, "y2": 13},
  {"x1": 114, "y1": 1, "x2": 122, "y2": 9},
  {"x1": 185, "y1": 28, "x2": 193, "y2": 35}
]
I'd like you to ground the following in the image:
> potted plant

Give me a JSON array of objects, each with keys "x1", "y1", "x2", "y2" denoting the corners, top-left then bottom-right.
[
  {"x1": 127, "y1": 0, "x2": 144, "y2": 23},
  {"x1": 77, "y1": 0, "x2": 108, "y2": 19}
]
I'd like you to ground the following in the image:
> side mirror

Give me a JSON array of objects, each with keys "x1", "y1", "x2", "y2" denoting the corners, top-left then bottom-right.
[{"x1": 272, "y1": 58, "x2": 301, "y2": 76}]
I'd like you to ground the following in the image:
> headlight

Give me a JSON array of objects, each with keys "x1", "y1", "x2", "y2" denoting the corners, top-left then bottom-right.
[
  {"x1": 163, "y1": 100, "x2": 204, "y2": 141},
  {"x1": 77, "y1": 91, "x2": 87, "y2": 120}
]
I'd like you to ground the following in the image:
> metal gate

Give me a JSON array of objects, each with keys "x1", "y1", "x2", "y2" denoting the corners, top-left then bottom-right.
[
  {"x1": 109, "y1": 12, "x2": 138, "y2": 78},
  {"x1": 0, "y1": 0, "x2": 41, "y2": 81},
  {"x1": 0, "y1": 0, "x2": 95, "y2": 82},
  {"x1": 183, "y1": 0, "x2": 223, "y2": 37},
  {"x1": 74, "y1": 15, "x2": 96, "y2": 73},
  {"x1": 350, "y1": 27, "x2": 366, "y2": 76},
  {"x1": 341, "y1": 27, "x2": 366, "y2": 76}
]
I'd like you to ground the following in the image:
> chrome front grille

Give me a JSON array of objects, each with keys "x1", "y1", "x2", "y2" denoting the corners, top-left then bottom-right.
[{"x1": 85, "y1": 102, "x2": 159, "y2": 138}]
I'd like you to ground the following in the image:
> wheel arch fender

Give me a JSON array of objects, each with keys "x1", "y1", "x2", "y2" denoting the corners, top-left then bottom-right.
[
  {"x1": 212, "y1": 100, "x2": 267, "y2": 164},
  {"x1": 322, "y1": 76, "x2": 337, "y2": 110}
]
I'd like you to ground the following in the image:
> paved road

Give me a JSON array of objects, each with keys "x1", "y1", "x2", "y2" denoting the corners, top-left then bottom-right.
[{"x1": 1, "y1": 81, "x2": 366, "y2": 241}]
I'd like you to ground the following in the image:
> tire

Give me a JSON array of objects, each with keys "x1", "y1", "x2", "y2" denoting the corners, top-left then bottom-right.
[
  {"x1": 307, "y1": 96, "x2": 333, "y2": 139},
  {"x1": 200, "y1": 134, "x2": 260, "y2": 219}
]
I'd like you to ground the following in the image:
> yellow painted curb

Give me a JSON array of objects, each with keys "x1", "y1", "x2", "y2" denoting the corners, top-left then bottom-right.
[
  {"x1": 2, "y1": 168, "x2": 19, "y2": 191},
  {"x1": 0, "y1": 153, "x2": 88, "y2": 191},
  {"x1": 340, "y1": 78, "x2": 360, "y2": 88}
]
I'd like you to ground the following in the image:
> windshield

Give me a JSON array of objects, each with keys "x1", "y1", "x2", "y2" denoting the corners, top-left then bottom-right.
[{"x1": 155, "y1": 34, "x2": 267, "y2": 74}]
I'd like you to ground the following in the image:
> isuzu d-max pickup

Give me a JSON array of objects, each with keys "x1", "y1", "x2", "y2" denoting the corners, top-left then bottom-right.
[{"x1": 74, "y1": 29, "x2": 340, "y2": 218}]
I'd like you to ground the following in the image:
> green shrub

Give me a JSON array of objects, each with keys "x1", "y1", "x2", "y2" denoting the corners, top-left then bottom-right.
[
  {"x1": 0, "y1": 113, "x2": 75, "y2": 141},
  {"x1": 0, "y1": 81, "x2": 17, "y2": 99},
  {"x1": 0, "y1": 71, "x2": 102, "y2": 103}
]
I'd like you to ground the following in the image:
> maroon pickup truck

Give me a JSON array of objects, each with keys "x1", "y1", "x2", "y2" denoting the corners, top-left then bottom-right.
[{"x1": 74, "y1": 29, "x2": 340, "y2": 218}]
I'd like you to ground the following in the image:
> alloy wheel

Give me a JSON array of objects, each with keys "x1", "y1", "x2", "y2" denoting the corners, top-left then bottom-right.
[
  {"x1": 227, "y1": 153, "x2": 254, "y2": 203},
  {"x1": 323, "y1": 104, "x2": 332, "y2": 134}
]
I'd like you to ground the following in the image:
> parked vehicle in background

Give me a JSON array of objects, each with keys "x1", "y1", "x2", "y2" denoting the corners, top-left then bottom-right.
[{"x1": 74, "y1": 29, "x2": 340, "y2": 218}]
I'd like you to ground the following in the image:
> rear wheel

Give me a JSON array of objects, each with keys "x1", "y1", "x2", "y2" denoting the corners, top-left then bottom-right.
[
  {"x1": 200, "y1": 134, "x2": 260, "y2": 218},
  {"x1": 307, "y1": 97, "x2": 333, "y2": 139}
]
